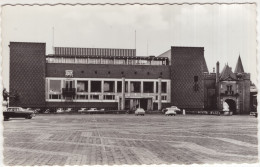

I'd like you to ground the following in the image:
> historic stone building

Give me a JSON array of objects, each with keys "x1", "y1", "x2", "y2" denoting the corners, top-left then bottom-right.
[{"x1": 9, "y1": 42, "x2": 252, "y2": 114}]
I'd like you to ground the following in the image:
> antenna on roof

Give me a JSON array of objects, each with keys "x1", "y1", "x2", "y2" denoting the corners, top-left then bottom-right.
[
  {"x1": 52, "y1": 27, "x2": 55, "y2": 54},
  {"x1": 134, "y1": 30, "x2": 136, "y2": 50},
  {"x1": 147, "y1": 39, "x2": 149, "y2": 56}
]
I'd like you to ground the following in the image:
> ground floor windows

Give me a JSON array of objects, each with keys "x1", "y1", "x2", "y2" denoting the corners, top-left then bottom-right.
[
  {"x1": 46, "y1": 78, "x2": 170, "y2": 103},
  {"x1": 104, "y1": 95, "x2": 115, "y2": 100},
  {"x1": 77, "y1": 95, "x2": 88, "y2": 100},
  {"x1": 49, "y1": 94, "x2": 61, "y2": 99},
  {"x1": 90, "y1": 95, "x2": 100, "y2": 100}
]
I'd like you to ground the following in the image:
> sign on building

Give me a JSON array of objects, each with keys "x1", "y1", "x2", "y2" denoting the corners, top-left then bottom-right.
[{"x1": 65, "y1": 70, "x2": 73, "y2": 77}]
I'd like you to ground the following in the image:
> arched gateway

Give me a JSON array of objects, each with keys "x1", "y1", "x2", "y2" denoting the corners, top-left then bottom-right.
[{"x1": 225, "y1": 99, "x2": 237, "y2": 114}]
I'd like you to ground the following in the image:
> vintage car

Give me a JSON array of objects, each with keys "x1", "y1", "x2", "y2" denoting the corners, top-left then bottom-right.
[
  {"x1": 85, "y1": 108, "x2": 105, "y2": 114},
  {"x1": 135, "y1": 108, "x2": 145, "y2": 116},
  {"x1": 165, "y1": 108, "x2": 177, "y2": 116},
  {"x1": 56, "y1": 108, "x2": 64, "y2": 113},
  {"x1": 78, "y1": 108, "x2": 88, "y2": 113},
  {"x1": 64, "y1": 108, "x2": 73, "y2": 112},
  {"x1": 3, "y1": 107, "x2": 35, "y2": 121},
  {"x1": 250, "y1": 111, "x2": 258, "y2": 118}
]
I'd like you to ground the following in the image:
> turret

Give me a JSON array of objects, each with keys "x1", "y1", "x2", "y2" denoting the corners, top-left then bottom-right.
[{"x1": 216, "y1": 61, "x2": 219, "y2": 84}]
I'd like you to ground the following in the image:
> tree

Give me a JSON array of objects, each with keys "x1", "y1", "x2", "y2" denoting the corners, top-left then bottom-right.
[{"x1": 3, "y1": 88, "x2": 9, "y2": 101}]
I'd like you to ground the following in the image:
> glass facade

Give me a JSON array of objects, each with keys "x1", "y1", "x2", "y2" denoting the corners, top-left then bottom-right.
[{"x1": 46, "y1": 78, "x2": 170, "y2": 102}]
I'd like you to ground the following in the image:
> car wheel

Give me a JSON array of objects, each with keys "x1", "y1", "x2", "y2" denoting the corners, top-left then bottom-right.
[{"x1": 26, "y1": 115, "x2": 32, "y2": 119}]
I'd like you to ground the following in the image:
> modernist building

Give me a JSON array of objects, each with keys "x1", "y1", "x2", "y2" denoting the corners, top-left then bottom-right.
[{"x1": 9, "y1": 42, "x2": 252, "y2": 114}]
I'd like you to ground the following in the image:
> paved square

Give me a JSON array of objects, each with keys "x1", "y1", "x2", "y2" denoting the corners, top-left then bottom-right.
[{"x1": 3, "y1": 114, "x2": 258, "y2": 165}]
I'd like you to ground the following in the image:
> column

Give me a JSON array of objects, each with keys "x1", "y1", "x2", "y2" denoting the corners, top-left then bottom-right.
[
  {"x1": 101, "y1": 80, "x2": 104, "y2": 100},
  {"x1": 121, "y1": 77, "x2": 125, "y2": 110},
  {"x1": 88, "y1": 80, "x2": 91, "y2": 100},
  {"x1": 158, "y1": 77, "x2": 162, "y2": 110}
]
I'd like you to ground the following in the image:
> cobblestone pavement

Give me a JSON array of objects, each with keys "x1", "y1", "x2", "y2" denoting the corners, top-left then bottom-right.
[{"x1": 3, "y1": 114, "x2": 258, "y2": 165}]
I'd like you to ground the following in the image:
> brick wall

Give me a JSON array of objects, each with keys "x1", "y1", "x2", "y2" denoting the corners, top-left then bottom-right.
[
  {"x1": 46, "y1": 64, "x2": 170, "y2": 79},
  {"x1": 9, "y1": 42, "x2": 46, "y2": 107},
  {"x1": 170, "y1": 47, "x2": 208, "y2": 109}
]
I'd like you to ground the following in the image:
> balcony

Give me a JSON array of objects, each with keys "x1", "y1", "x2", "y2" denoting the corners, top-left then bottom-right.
[
  {"x1": 62, "y1": 88, "x2": 76, "y2": 97},
  {"x1": 221, "y1": 91, "x2": 239, "y2": 97}
]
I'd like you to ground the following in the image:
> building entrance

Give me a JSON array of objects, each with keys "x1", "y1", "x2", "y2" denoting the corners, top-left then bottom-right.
[
  {"x1": 225, "y1": 99, "x2": 236, "y2": 114},
  {"x1": 125, "y1": 98, "x2": 153, "y2": 111}
]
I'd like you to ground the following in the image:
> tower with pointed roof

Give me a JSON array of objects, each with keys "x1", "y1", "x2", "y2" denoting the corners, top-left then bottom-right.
[{"x1": 214, "y1": 56, "x2": 250, "y2": 114}]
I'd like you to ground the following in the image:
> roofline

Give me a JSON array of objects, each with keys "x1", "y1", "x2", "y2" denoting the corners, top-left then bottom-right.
[{"x1": 46, "y1": 54, "x2": 169, "y2": 60}]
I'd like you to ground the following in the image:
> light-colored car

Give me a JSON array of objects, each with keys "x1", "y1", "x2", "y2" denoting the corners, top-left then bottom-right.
[
  {"x1": 56, "y1": 108, "x2": 64, "y2": 113},
  {"x1": 170, "y1": 106, "x2": 181, "y2": 111},
  {"x1": 65, "y1": 108, "x2": 73, "y2": 112},
  {"x1": 78, "y1": 108, "x2": 88, "y2": 113},
  {"x1": 135, "y1": 108, "x2": 145, "y2": 116},
  {"x1": 3, "y1": 107, "x2": 35, "y2": 121},
  {"x1": 87, "y1": 108, "x2": 99, "y2": 112},
  {"x1": 165, "y1": 108, "x2": 177, "y2": 116},
  {"x1": 250, "y1": 112, "x2": 258, "y2": 118}
]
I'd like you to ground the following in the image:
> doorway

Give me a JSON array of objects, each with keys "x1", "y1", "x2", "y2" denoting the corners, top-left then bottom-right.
[{"x1": 225, "y1": 99, "x2": 236, "y2": 114}]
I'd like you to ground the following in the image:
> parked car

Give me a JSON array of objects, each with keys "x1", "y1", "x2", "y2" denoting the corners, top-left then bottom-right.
[
  {"x1": 250, "y1": 111, "x2": 258, "y2": 118},
  {"x1": 56, "y1": 108, "x2": 64, "y2": 113},
  {"x1": 65, "y1": 108, "x2": 74, "y2": 112},
  {"x1": 3, "y1": 107, "x2": 35, "y2": 121},
  {"x1": 78, "y1": 108, "x2": 88, "y2": 113},
  {"x1": 87, "y1": 108, "x2": 99, "y2": 112},
  {"x1": 165, "y1": 108, "x2": 177, "y2": 116},
  {"x1": 135, "y1": 108, "x2": 145, "y2": 116},
  {"x1": 170, "y1": 106, "x2": 181, "y2": 111}
]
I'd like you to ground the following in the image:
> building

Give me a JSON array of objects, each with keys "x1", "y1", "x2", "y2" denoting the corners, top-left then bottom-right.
[{"x1": 9, "y1": 42, "x2": 253, "y2": 114}]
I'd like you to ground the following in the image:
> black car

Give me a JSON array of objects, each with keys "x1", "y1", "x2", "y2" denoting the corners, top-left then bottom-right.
[{"x1": 3, "y1": 107, "x2": 35, "y2": 121}]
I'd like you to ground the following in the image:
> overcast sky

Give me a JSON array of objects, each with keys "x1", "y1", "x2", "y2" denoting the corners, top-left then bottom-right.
[{"x1": 1, "y1": 4, "x2": 257, "y2": 90}]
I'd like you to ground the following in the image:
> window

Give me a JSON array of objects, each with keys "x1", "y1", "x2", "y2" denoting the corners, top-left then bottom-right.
[
  {"x1": 64, "y1": 58, "x2": 75, "y2": 63},
  {"x1": 155, "y1": 95, "x2": 167, "y2": 100},
  {"x1": 162, "y1": 96, "x2": 167, "y2": 100},
  {"x1": 77, "y1": 81, "x2": 88, "y2": 92},
  {"x1": 115, "y1": 59, "x2": 126, "y2": 64},
  {"x1": 91, "y1": 81, "x2": 101, "y2": 92},
  {"x1": 143, "y1": 82, "x2": 154, "y2": 93},
  {"x1": 49, "y1": 94, "x2": 61, "y2": 99},
  {"x1": 156, "y1": 82, "x2": 167, "y2": 93},
  {"x1": 103, "y1": 95, "x2": 115, "y2": 100},
  {"x1": 90, "y1": 95, "x2": 99, "y2": 100},
  {"x1": 226, "y1": 85, "x2": 233, "y2": 95},
  {"x1": 104, "y1": 81, "x2": 115, "y2": 92},
  {"x1": 125, "y1": 82, "x2": 128, "y2": 92},
  {"x1": 194, "y1": 76, "x2": 198, "y2": 82},
  {"x1": 102, "y1": 58, "x2": 114, "y2": 64},
  {"x1": 130, "y1": 82, "x2": 141, "y2": 93},
  {"x1": 77, "y1": 95, "x2": 88, "y2": 100},
  {"x1": 49, "y1": 80, "x2": 61, "y2": 93},
  {"x1": 117, "y1": 81, "x2": 122, "y2": 92}
]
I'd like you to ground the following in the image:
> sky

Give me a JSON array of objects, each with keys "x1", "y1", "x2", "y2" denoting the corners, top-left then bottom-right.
[{"x1": 1, "y1": 4, "x2": 257, "y2": 90}]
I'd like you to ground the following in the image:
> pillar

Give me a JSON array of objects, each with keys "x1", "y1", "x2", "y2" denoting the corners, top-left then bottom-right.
[
  {"x1": 158, "y1": 77, "x2": 162, "y2": 110},
  {"x1": 121, "y1": 77, "x2": 125, "y2": 110}
]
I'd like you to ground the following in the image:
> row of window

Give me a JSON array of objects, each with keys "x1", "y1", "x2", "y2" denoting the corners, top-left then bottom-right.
[
  {"x1": 49, "y1": 94, "x2": 167, "y2": 100},
  {"x1": 46, "y1": 57, "x2": 168, "y2": 65},
  {"x1": 49, "y1": 80, "x2": 168, "y2": 94}
]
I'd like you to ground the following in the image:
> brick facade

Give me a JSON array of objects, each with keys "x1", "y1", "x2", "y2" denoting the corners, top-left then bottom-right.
[
  {"x1": 170, "y1": 47, "x2": 208, "y2": 109},
  {"x1": 9, "y1": 42, "x2": 252, "y2": 114},
  {"x1": 9, "y1": 42, "x2": 46, "y2": 107}
]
